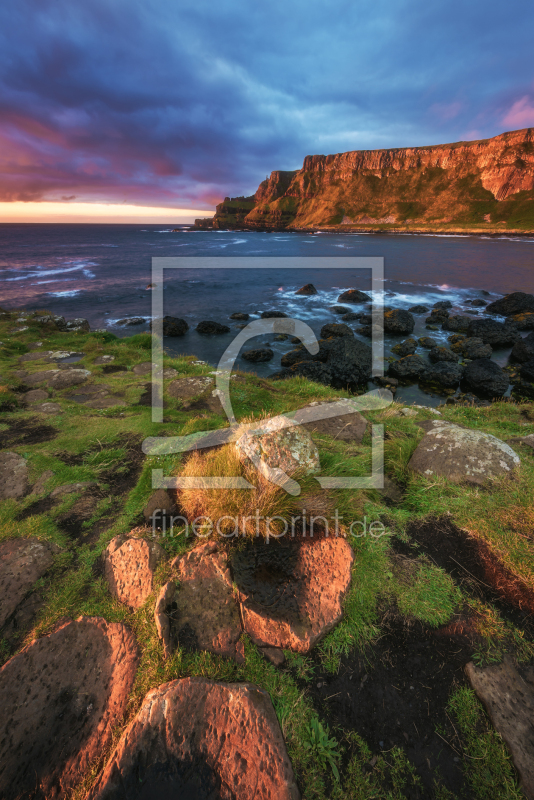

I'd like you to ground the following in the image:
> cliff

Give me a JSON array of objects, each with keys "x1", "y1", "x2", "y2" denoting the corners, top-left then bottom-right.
[{"x1": 200, "y1": 128, "x2": 534, "y2": 232}]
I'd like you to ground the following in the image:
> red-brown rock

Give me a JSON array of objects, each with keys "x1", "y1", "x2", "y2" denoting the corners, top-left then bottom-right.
[
  {"x1": 0, "y1": 538, "x2": 60, "y2": 627},
  {"x1": 0, "y1": 616, "x2": 139, "y2": 800},
  {"x1": 104, "y1": 534, "x2": 164, "y2": 609},
  {"x1": 87, "y1": 677, "x2": 300, "y2": 800}
]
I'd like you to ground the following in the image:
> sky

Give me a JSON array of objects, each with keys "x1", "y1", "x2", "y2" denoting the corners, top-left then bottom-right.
[{"x1": 1, "y1": 0, "x2": 533, "y2": 222}]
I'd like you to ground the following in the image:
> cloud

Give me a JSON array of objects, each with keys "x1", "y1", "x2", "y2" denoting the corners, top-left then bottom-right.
[{"x1": 502, "y1": 96, "x2": 534, "y2": 129}]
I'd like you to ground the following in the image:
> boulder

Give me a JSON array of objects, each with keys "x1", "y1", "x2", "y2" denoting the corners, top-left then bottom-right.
[
  {"x1": 0, "y1": 538, "x2": 60, "y2": 627},
  {"x1": 337, "y1": 289, "x2": 371, "y2": 303},
  {"x1": 116, "y1": 317, "x2": 145, "y2": 326},
  {"x1": 384, "y1": 309, "x2": 415, "y2": 335},
  {"x1": 429, "y1": 346, "x2": 459, "y2": 363},
  {"x1": 162, "y1": 316, "x2": 189, "y2": 336},
  {"x1": 392, "y1": 338, "x2": 417, "y2": 357},
  {"x1": 418, "y1": 336, "x2": 437, "y2": 349},
  {"x1": 466, "y1": 298, "x2": 487, "y2": 307},
  {"x1": 272, "y1": 361, "x2": 333, "y2": 386},
  {"x1": 23, "y1": 369, "x2": 60, "y2": 387},
  {"x1": 230, "y1": 312, "x2": 250, "y2": 320},
  {"x1": 408, "y1": 304, "x2": 429, "y2": 314},
  {"x1": 388, "y1": 355, "x2": 428, "y2": 381},
  {"x1": 167, "y1": 376, "x2": 214, "y2": 399},
  {"x1": 0, "y1": 617, "x2": 138, "y2": 800},
  {"x1": 521, "y1": 360, "x2": 534, "y2": 382},
  {"x1": 196, "y1": 320, "x2": 231, "y2": 334},
  {"x1": 341, "y1": 311, "x2": 362, "y2": 321},
  {"x1": 330, "y1": 305, "x2": 351, "y2": 315},
  {"x1": 0, "y1": 452, "x2": 29, "y2": 500},
  {"x1": 485, "y1": 291, "x2": 534, "y2": 316},
  {"x1": 86, "y1": 678, "x2": 299, "y2": 800},
  {"x1": 426, "y1": 309, "x2": 449, "y2": 324},
  {"x1": 506, "y1": 312, "x2": 534, "y2": 331},
  {"x1": 442, "y1": 315, "x2": 471, "y2": 333},
  {"x1": 260, "y1": 310, "x2": 288, "y2": 319},
  {"x1": 143, "y1": 488, "x2": 177, "y2": 526},
  {"x1": 408, "y1": 421, "x2": 520, "y2": 485},
  {"x1": 155, "y1": 542, "x2": 244, "y2": 661},
  {"x1": 320, "y1": 322, "x2": 353, "y2": 339},
  {"x1": 295, "y1": 283, "x2": 317, "y2": 295},
  {"x1": 65, "y1": 318, "x2": 90, "y2": 332},
  {"x1": 464, "y1": 359, "x2": 509, "y2": 397},
  {"x1": 433, "y1": 300, "x2": 453, "y2": 309},
  {"x1": 49, "y1": 368, "x2": 91, "y2": 390},
  {"x1": 242, "y1": 347, "x2": 274, "y2": 362},
  {"x1": 233, "y1": 537, "x2": 354, "y2": 652},
  {"x1": 235, "y1": 416, "x2": 320, "y2": 485},
  {"x1": 22, "y1": 388, "x2": 49, "y2": 404},
  {"x1": 450, "y1": 337, "x2": 492, "y2": 359},
  {"x1": 423, "y1": 362, "x2": 464, "y2": 388},
  {"x1": 467, "y1": 318, "x2": 520, "y2": 347},
  {"x1": 326, "y1": 335, "x2": 372, "y2": 386},
  {"x1": 104, "y1": 535, "x2": 164, "y2": 609},
  {"x1": 511, "y1": 331, "x2": 534, "y2": 363},
  {"x1": 465, "y1": 656, "x2": 534, "y2": 800}
]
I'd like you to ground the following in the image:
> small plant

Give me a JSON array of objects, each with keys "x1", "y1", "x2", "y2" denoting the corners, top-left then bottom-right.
[
  {"x1": 284, "y1": 651, "x2": 315, "y2": 682},
  {"x1": 304, "y1": 716, "x2": 341, "y2": 781}
]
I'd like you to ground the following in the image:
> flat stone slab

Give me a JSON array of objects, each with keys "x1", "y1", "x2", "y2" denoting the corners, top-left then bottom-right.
[
  {"x1": 156, "y1": 541, "x2": 244, "y2": 662},
  {"x1": 22, "y1": 388, "x2": 49, "y2": 404},
  {"x1": 104, "y1": 534, "x2": 164, "y2": 609},
  {"x1": 466, "y1": 656, "x2": 534, "y2": 800},
  {"x1": 87, "y1": 677, "x2": 299, "y2": 800},
  {"x1": 132, "y1": 361, "x2": 154, "y2": 375},
  {"x1": 0, "y1": 538, "x2": 60, "y2": 627},
  {"x1": 93, "y1": 355, "x2": 115, "y2": 364},
  {"x1": 507, "y1": 433, "x2": 534, "y2": 450},
  {"x1": 0, "y1": 452, "x2": 29, "y2": 500},
  {"x1": 0, "y1": 616, "x2": 139, "y2": 800},
  {"x1": 408, "y1": 422, "x2": 520, "y2": 485},
  {"x1": 233, "y1": 537, "x2": 354, "y2": 653},
  {"x1": 19, "y1": 351, "x2": 53, "y2": 363},
  {"x1": 167, "y1": 375, "x2": 214, "y2": 399},
  {"x1": 296, "y1": 405, "x2": 367, "y2": 443},
  {"x1": 23, "y1": 368, "x2": 91, "y2": 389},
  {"x1": 33, "y1": 402, "x2": 62, "y2": 414}
]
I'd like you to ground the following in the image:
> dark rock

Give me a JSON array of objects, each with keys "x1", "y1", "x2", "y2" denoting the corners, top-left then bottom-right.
[
  {"x1": 433, "y1": 300, "x2": 453, "y2": 309},
  {"x1": 297, "y1": 406, "x2": 367, "y2": 443},
  {"x1": 506, "y1": 312, "x2": 534, "y2": 331},
  {"x1": 320, "y1": 323, "x2": 354, "y2": 339},
  {"x1": 341, "y1": 312, "x2": 362, "y2": 321},
  {"x1": 196, "y1": 320, "x2": 231, "y2": 334},
  {"x1": 0, "y1": 453, "x2": 29, "y2": 500},
  {"x1": 358, "y1": 313, "x2": 373, "y2": 325},
  {"x1": 104, "y1": 534, "x2": 164, "y2": 609},
  {"x1": 143, "y1": 489, "x2": 177, "y2": 525},
  {"x1": 464, "y1": 359, "x2": 509, "y2": 397},
  {"x1": 466, "y1": 298, "x2": 487, "y2": 307},
  {"x1": 425, "y1": 309, "x2": 449, "y2": 324},
  {"x1": 467, "y1": 318, "x2": 521, "y2": 347},
  {"x1": 374, "y1": 375, "x2": 398, "y2": 392},
  {"x1": 242, "y1": 348, "x2": 274, "y2": 362},
  {"x1": 384, "y1": 309, "x2": 415, "y2": 335},
  {"x1": 330, "y1": 305, "x2": 351, "y2": 314},
  {"x1": 230, "y1": 312, "x2": 250, "y2": 320},
  {"x1": 272, "y1": 362, "x2": 333, "y2": 385},
  {"x1": 408, "y1": 305, "x2": 429, "y2": 314},
  {"x1": 116, "y1": 317, "x2": 145, "y2": 326},
  {"x1": 162, "y1": 316, "x2": 189, "y2": 336},
  {"x1": 260, "y1": 311, "x2": 288, "y2": 318},
  {"x1": 423, "y1": 362, "x2": 464, "y2": 388},
  {"x1": 0, "y1": 617, "x2": 139, "y2": 800},
  {"x1": 337, "y1": 289, "x2": 371, "y2": 303},
  {"x1": 448, "y1": 333, "x2": 466, "y2": 344},
  {"x1": 485, "y1": 291, "x2": 534, "y2": 316},
  {"x1": 429, "y1": 346, "x2": 459, "y2": 363},
  {"x1": 418, "y1": 336, "x2": 438, "y2": 349},
  {"x1": 388, "y1": 355, "x2": 428, "y2": 381},
  {"x1": 442, "y1": 315, "x2": 471, "y2": 333},
  {"x1": 295, "y1": 283, "x2": 317, "y2": 295},
  {"x1": 511, "y1": 332, "x2": 534, "y2": 363},
  {"x1": 87, "y1": 677, "x2": 299, "y2": 800},
  {"x1": 377, "y1": 475, "x2": 404, "y2": 503},
  {"x1": 521, "y1": 360, "x2": 534, "y2": 382},
  {"x1": 392, "y1": 338, "x2": 417, "y2": 357},
  {"x1": 325, "y1": 335, "x2": 372, "y2": 386},
  {"x1": 451, "y1": 337, "x2": 492, "y2": 359},
  {"x1": 0, "y1": 538, "x2": 60, "y2": 627}
]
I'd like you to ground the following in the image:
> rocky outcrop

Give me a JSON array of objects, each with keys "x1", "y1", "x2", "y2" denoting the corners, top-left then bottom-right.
[
  {"x1": 0, "y1": 616, "x2": 138, "y2": 800},
  {"x1": 87, "y1": 678, "x2": 300, "y2": 800},
  {"x1": 200, "y1": 128, "x2": 534, "y2": 231}
]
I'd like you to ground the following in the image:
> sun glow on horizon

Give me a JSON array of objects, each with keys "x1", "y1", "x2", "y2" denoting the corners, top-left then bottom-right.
[{"x1": 0, "y1": 201, "x2": 214, "y2": 224}]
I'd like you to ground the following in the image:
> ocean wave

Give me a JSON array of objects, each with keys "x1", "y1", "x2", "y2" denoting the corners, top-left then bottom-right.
[{"x1": 46, "y1": 290, "x2": 81, "y2": 297}]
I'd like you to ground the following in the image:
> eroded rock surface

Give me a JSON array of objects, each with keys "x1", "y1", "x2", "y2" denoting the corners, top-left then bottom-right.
[
  {"x1": 87, "y1": 677, "x2": 299, "y2": 800},
  {"x1": 0, "y1": 616, "x2": 138, "y2": 800},
  {"x1": 0, "y1": 538, "x2": 60, "y2": 627},
  {"x1": 104, "y1": 534, "x2": 164, "y2": 608}
]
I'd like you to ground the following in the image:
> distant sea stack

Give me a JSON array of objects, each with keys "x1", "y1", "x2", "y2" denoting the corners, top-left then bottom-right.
[{"x1": 195, "y1": 127, "x2": 534, "y2": 233}]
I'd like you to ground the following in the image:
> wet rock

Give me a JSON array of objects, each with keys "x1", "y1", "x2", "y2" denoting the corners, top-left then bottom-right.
[
  {"x1": 116, "y1": 317, "x2": 145, "y2": 326},
  {"x1": 161, "y1": 316, "x2": 189, "y2": 336},
  {"x1": 87, "y1": 677, "x2": 299, "y2": 800},
  {"x1": 196, "y1": 320, "x2": 231, "y2": 334},
  {"x1": 0, "y1": 538, "x2": 60, "y2": 627},
  {"x1": 392, "y1": 338, "x2": 417, "y2": 356},
  {"x1": 465, "y1": 656, "x2": 534, "y2": 800},
  {"x1": 418, "y1": 336, "x2": 438, "y2": 349},
  {"x1": 31, "y1": 469, "x2": 55, "y2": 495},
  {"x1": 0, "y1": 617, "x2": 138, "y2": 800},
  {"x1": 242, "y1": 347, "x2": 274, "y2": 362},
  {"x1": 104, "y1": 534, "x2": 164, "y2": 609},
  {"x1": 374, "y1": 375, "x2": 398, "y2": 392},
  {"x1": 384, "y1": 309, "x2": 415, "y2": 335},
  {"x1": 234, "y1": 537, "x2": 354, "y2": 652},
  {"x1": 168, "y1": 375, "x2": 214, "y2": 399},
  {"x1": 466, "y1": 298, "x2": 487, "y2": 307},
  {"x1": 48, "y1": 368, "x2": 91, "y2": 390},
  {"x1": 330, "y1": 305, "x2": 351, "y2": 314},
  {"x1": 442, "y1": 315, "x2": 471, "y2": 333},
  {"x1": 50, "y1": 481, "x2": 97, "y2": 497},
  {"x1": 429, "y1": 346, "x2": 459, "y2": 363},
  {"x1": 156, "y1": 542, "x2": 244, "y2": 661},
  {"x1": 433, "y1": 300, "x2": 453, "y2": 310},
  {"x1": 467, "y1": 318, "x2": 520, "y2": 347},
  {"x1": 22, "y1": 388, "x2": 49, "y2": 404},
  {"x1": 326, "y1": 335, "x2": 372, "y2": 386},
  {"x1": 143, "y1": 488, "x2": 177, "y2": 526},
  {"x1": 341, "y1": 311, "x2": 362, "y2": 321},
  {"x1": 320, "y1": 322, "x2": 353, "y2": 338},
  {"x1": 0, "y1": 452, "x2": 29, "y2": 500},
  {"x1": 423, "y1": 362, "x2": 464, "y2": 388},
  {"x1": 408, "y1": 304, "x2": 429, "y2": 314},
  {"x1": 506, "y1": 311, "x2": 534, "y2": 331},
  {"x1": 388, "y1": 355, "x2": 428, "y2": 381},
  {"x1": 511, "y1": 331, "x2": 534, "y2": 363},
  {"x1": 230, "y1": 311, "x2": 250, "y2": 320},
  {"x1": 236, "y1": 416, "x2": 320, "y2": 485},
  {"x1": 34, "y1": 402, "x2": 62, "y2": 414},
  {"x1": 425, "y1": 309, "x2": 449, "y2": 324},
  {"x1": 295, "y1": 283, "x2": 317, "y2": 295},
  {"x1": 260, "y1": 310, "x2": 288, "y2": 318},
  {"x1": 337, "y1": 289, "x2": 371, "y2": 303},
  {"x1": 485, "y1": 291, "x2": 534, "y2": 316},
  {"x1": 408, "y1": 422, "x2": 520, "y2": 485},
  {"x1": 464, "y1": 359, "x2": 509, "y2": 397},
  {"x1": 450, "y1": 336, "x2": 492, "y2": 359}
]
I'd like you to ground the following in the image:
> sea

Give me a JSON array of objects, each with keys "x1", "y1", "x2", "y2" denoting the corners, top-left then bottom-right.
[{"x1": 1, "y1": 223, "x2": 534, "y2": 406}]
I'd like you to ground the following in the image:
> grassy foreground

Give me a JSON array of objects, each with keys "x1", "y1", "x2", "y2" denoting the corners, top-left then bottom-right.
[{"x1": 1, "y1": 309, "x2": 533, "y2": 799}]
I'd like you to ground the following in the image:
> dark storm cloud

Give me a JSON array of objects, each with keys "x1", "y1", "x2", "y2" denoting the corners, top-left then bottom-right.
[{"x1": 0, "y1": 0, "x2": 533, "y2": 208}]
